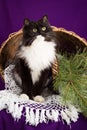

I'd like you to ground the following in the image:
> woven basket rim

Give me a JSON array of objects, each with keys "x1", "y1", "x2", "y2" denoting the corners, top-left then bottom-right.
[
  {"x1": 0, "y1": 26, "x2": 87, "y2": 80},
  {"x1": 1, "y1": 26, "x2": 87, "y2": 52},
  {"x1": 52, "y1": 26, "x2": 87, "y2": 46},
  {"x1": 0, "y1": 29, "x2": 22, "y2": 54}
]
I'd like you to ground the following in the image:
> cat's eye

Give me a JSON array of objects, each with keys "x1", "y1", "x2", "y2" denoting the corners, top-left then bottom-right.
[
  {"x1": 42, "y1": 27, "x2": 46, "y2": 31},
  {"x1": 33, "y1": 28, "x2": 37, "y2": 33}
]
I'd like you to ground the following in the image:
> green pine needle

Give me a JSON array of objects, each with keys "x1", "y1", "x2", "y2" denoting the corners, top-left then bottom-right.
[{"x1": 54, "y1": 49, "x2": 87, "y2": 116}]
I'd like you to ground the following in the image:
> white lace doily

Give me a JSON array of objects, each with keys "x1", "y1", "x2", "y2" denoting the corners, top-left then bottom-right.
[
  {"x1": 0, "y1": 65, "x2": 79, "y2": 126},
  {"x1": 4, "y1": 64, "x2": 22, "y2": 94}
]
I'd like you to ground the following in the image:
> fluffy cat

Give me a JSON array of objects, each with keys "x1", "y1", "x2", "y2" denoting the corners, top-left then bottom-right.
[{"x1": 13, "y1": 15, "x2": 58, "y2": 102}]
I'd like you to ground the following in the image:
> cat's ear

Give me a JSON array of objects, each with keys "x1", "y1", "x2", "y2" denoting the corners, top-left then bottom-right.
[
  {"x1": 23, "y1": 18, "x2": 30, "y2": 26},
  {"x1": 42, "y1": 15, "x2": 48, "y2": 23}
]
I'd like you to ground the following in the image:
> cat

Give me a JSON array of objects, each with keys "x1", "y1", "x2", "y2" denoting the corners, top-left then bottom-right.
[{"x1": 13, "y1": 15, "x2": 58, "y2": 102}]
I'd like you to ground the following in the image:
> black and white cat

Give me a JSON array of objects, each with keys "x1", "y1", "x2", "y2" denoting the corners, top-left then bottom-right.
[{"x1": 13, "y1": 15, "x2": 57, "y2": 102}]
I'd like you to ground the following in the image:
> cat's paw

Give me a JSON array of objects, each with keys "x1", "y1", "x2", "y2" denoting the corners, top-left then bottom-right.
[
  {"x1": 19, "y1": 94, "x2": 29, "y2": 103},
  {"x1": 33, "y1": 95, "x2": 45, "y2": 103}
]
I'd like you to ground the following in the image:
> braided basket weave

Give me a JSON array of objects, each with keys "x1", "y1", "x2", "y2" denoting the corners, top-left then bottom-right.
[{"x1": 0, "y1": 26, "x2": 87, "y2": 80}]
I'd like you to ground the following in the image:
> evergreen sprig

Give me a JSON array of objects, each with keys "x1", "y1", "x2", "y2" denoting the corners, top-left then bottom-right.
[{"x1": 54, "y1": 49, "x2": 87, "y2": 116}]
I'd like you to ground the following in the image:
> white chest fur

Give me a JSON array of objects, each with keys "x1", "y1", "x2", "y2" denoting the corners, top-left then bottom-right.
[{"x1": 18, "y1": 35, "x2": 56, "y2": 84}]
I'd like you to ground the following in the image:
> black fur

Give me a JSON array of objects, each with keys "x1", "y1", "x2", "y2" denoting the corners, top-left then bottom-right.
[
  {"x1": 14, "y1": 58, "x2": 54, "y2": 99},
  {"x1": 13, "y1": 15, "x2": 57, "y2": 99},
  {"x1": 22, "y1": 15, "x2": 57, "y2": 46}
]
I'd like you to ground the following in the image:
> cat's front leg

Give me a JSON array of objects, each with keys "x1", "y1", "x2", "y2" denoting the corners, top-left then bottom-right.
[
  {"x1": 22, "y1": 80, "x2": 33, "y2": 99},
  {"x1": 14, "y1": 58, "x2": 33, "y2": 99}
]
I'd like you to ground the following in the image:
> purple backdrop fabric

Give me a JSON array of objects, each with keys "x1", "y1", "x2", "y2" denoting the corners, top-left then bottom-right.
[
  {"x1": 0, "y1": 0, "x2": 87, "y2": 130},
  {"x1": 0, "y1": 0, "x2": 87, "y2": 44},
  {"x1": 0, "y1": 110, "x2": 87, "y2": 130}
]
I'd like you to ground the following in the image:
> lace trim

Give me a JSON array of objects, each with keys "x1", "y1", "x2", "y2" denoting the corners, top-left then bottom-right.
[
  {"x1": 4, "y1": 65, "x2": 22, "y2": 94},
  {"x1": 0, "y1": 65, "x2": 79, "y2": 126}
]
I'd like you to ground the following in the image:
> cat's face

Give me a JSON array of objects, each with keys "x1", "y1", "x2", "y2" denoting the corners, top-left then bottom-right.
[{"x1": 23, "y1": 15, "x2": 56, "y2": 45}]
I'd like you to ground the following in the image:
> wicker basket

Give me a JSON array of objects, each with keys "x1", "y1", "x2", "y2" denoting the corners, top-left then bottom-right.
[{"x1": 0, "y1": 26, "x2": 87, "y2": 80}]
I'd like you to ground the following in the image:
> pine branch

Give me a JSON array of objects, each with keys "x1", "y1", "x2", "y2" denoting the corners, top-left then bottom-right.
[
  {"x1": 71, "y1": 82, "x2": 87, "y2": 105},
  {"x1": 54, "y1": 49, "x2": 87, "y2": 116}
]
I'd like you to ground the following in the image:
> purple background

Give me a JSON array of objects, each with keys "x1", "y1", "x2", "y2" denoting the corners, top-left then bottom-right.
[
  {"x1": 0, "y1": 0, "x2": 87, "y2": 45},
  {"x1": 0, "y1": 0, "x2": 87, "y2": 130}
]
